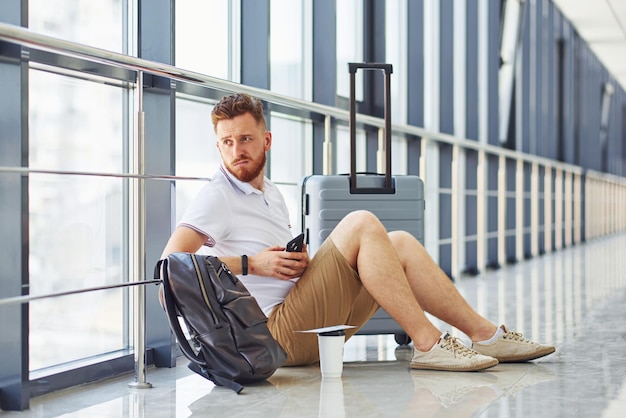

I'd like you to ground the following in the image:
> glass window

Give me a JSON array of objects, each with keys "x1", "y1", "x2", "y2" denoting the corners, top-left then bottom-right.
[
  {"x1": 269, "y1": 114, "x2": 313, "y2": 230},
  {"x1": 385, "y1": 0, "x2": 408, "y2": 125},
  {"x1": 174, "y1": 96, "x2": 222, "y2": 223},
  {"x1": 392, "y1": 136, "x2": 408, "y2": 175},
  {"x1": 499, "y1": 0, "x2": 525, "y2": 143},
  {"x1": 336, "y1": 0, "x2": 364, "y2": 100},
  {"x1": 337, "y1": 130, "x2": 407, "y2": 176},
  {"x1": 386, "y1": 1, "x2": 409, "y2": 176},
  {"x1": 28, "y1": 69, "x2": 128, "y2": 370},
  {"x1": 270, "y1": 0, "x2": 312, "y2": 100},
  {"x1": 336, "y1": 125, "x2": 366, "y2": 175},
  {"x1": 29, "y1": 0, "x2": 125, "y2": 53},
  {"x1": 176, "y1": 0, "x2": 239, "y2": 81}
]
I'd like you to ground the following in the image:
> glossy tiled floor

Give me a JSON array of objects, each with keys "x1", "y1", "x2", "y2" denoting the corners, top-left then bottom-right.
[{"x1": 4, "y1": 233, "x2": 626, "y2": 417}]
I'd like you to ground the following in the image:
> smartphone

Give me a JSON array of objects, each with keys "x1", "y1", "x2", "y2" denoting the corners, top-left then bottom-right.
[{"x1": 286, "y1": 233, "x2": 305, "y2": 252}]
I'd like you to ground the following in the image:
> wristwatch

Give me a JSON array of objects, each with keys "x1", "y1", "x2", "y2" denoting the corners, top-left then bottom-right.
[{"x1": 241, "y1": 255, "x2": 248, "y2": 276}]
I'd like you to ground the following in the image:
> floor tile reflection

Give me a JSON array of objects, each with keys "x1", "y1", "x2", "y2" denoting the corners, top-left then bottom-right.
[{"x1": 3, "y1": 233, "x2": 626, "y2": 417}]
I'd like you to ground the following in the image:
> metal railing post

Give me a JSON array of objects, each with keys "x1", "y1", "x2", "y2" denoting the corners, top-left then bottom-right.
[
  {"x1": 497, "y1": 155, "x2": 507, "y2": 267},
  {"x1": 544, "y1": 166, "x2": 553, "y2": 252},
  {"x1": 515, "y1": 158, "x2": 524, "y2": 262},
  {"x1": 451, "y1": 144, "x2": 460, "y2": 279},
  {"x1": 555, "y1": 168, "x2": 563, "y2": 250},
  {"x1": 530, "y1": 162, "x2": 539, "y2": 256},
  {"x1": 476, "y1": 149, "x2": 487, "y2": 272},
  {"x1": 129, "y1": 70, "x2": 152, "y2": 389},
  {"x1": 323, "y1": 115, "x2": 332, "y2": 175}
]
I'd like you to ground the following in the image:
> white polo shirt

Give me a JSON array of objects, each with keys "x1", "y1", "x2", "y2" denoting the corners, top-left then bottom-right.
[{"x1": 179, "y1": 165, "x2": 297, "y2": 316}]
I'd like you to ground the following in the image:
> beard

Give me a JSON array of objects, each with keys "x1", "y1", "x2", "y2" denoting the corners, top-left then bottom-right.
[{"x1": 225, "y1": 152, "x2": 267, "y2": 183}]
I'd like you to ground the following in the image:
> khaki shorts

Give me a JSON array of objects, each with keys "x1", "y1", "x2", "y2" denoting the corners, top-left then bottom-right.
[{"x1": 267, "y1": 238, "x2": 379, "y2": 366}]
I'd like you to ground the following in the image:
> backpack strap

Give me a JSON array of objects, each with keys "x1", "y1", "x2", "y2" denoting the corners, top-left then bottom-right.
[
  {"x1": 187, "y1": 362, "x2": 244, "y2": 394},
  {"x1": 158, "y1": 259, "x2": 207, "y2": 367}
]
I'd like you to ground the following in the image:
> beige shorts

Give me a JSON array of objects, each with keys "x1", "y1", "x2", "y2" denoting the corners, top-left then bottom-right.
[{"x1": 267, "y1": 238, "x2": 379, "y2": 366}]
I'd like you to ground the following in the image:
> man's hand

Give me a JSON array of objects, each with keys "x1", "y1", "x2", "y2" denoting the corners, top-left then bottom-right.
[{"x1": 249, "y1": 245, "x2": 310, "y2": 280}]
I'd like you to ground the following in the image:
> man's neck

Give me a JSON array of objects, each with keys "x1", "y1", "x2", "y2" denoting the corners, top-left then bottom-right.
[
  {"x1": 249, "y1": 174, "x2": 265, "y2": 192},
  {"x1": 220, "y1": 164, "x2": 265, "y2": 193}
]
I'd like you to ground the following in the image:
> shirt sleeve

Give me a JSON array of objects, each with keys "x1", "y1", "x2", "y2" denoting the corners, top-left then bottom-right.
[{"x1": 178, "y1": 182, "x2": 232, "y2": 247}]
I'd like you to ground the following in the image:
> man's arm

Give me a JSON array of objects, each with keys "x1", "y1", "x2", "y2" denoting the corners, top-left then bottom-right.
[
  {"x1": 158, "y1": 226, "x2": 209, "y2": 308},
  {"x1": 161, "y1": 226, "x2": 309, "y2": 278},
  {"x1": 161, "y1": 226, "x2": 248, "y2": 275},
  {"x1": 161, "y1": 226, "x2": 206, "y2": 259}
]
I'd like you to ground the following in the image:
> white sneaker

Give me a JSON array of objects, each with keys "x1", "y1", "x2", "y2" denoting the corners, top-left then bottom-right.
[
  {"x1": 472, "y1": 325, "x2": 555, "y2": 362},
  {"x1": 410, "y1": 332, "x2": 499, "y2": 372}
]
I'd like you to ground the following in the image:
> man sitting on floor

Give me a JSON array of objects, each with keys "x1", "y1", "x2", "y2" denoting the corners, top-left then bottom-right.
[{"x1": 161, "y1": 92, "x2": 555, "y2": 371}]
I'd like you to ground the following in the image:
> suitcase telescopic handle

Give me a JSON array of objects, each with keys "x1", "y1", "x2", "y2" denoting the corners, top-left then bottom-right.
[{"x1": 348, "y1": 62, "x2": 394, "y2": 194}]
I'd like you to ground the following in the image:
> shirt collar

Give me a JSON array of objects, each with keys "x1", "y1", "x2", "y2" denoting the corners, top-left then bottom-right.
[{"x1": 219, "y1": 164, "x2": 263, "y2": 195}]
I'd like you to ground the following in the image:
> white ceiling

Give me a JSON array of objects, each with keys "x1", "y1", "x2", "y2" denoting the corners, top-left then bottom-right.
[{"x1": 552, "y1": 0, "x2": 626, "y2": 91}]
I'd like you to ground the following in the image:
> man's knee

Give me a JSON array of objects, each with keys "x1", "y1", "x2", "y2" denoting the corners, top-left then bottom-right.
[
  {"x1": 342, "y1": 210, "x2": 383, "y2": 230},
  {"x1": 389, "y1": 230, "x2": 425, "y2": 248},
  {"x1": 389, "y1": 230, "x2": 416, "y2": 245},
  {"x1": 330, "y1": 211, "x2": 386, "y2": 254}
]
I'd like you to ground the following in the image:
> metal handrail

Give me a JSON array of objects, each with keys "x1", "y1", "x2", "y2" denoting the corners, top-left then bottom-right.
[
  {"x1": 0, "y1": 165, "x2": 210, "y2": 181},
  {"x1": 0, "y1": 22, "x2": 586, "y2": 175},
  {"x1": 0, "y1": 279, "x2": 161, "y2": 307}
]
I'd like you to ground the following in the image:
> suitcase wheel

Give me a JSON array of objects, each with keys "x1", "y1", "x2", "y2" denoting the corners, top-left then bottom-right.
[{"x1": 394, "y1": 332, "x2": 411, "y2": 346}]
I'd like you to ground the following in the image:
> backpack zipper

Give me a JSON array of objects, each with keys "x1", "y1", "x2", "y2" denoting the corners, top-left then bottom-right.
[
  {"x1": 217, "y1": 262, "x2": 238, "y2": 285},
  {"x1": 191, "y1": 254, "x2": 219, "y2": 324}
]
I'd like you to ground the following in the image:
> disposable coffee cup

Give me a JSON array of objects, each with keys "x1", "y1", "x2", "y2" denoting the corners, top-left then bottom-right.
[{"x1": 318, "y1": 330, "x2": 346, "y2": 378}]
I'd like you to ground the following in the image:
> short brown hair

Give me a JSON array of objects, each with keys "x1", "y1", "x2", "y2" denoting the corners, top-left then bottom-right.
[{"x1": 211, "y1": 93, "x2": 266, "y2": 132}]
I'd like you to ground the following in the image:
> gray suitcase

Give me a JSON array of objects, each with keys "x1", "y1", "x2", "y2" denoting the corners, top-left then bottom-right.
[{"x1": 300, "y1": 63, "x2": 425, "y2": 345}]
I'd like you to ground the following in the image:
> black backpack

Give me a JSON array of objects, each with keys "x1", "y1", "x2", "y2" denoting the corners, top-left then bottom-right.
[{"x1": 156, "y1": 253, "x2": 287, "y2": 393}]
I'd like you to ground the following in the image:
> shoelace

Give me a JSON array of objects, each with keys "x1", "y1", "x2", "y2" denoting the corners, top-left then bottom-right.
[
  {"x1": 441, "y1": 335, "x2": 479, "y2": 358},
  {"x1": 503, "y1": 330, "x2": 532, "y2": 343}
]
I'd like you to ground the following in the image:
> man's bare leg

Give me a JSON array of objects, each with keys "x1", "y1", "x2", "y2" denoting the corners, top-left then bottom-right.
[
  {"x1": 387, "y1": 230, "x2": 497, "y2": 343},
  {"x1": 330, "y1": 210, "x2": 553, "y2": 366},
  {"x1": 329, "y1": 211, "x2": 445, "y2": 351}
]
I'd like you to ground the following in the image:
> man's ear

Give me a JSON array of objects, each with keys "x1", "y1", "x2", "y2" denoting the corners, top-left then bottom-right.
[{"x1": 264, "y1": 131, "x2": 272, "y2": 151}]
